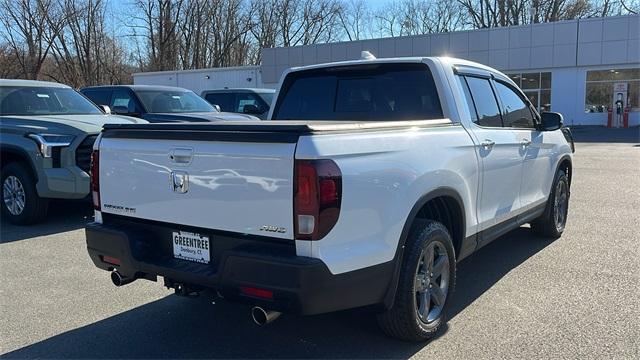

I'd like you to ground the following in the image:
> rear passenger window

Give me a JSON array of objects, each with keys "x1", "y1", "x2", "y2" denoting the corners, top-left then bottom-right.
[
  {"x1": 465, "y1": 77, "x2": 503, "y2": 127},
  {"x1": 494, "y1": 81, "x2": 535, "y2": 128}
]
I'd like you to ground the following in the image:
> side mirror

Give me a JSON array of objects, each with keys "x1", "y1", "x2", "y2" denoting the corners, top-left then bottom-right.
[
  {"x1": 540, "y1": 112, "x2": 563, "y2": 131},
  {"x1": 213, "y1": 104, "x2": 221, "y2": 112},
  {"x1": 242, "y1": 104, "x2": 262, "y2": 115},
  {"x1": 99, "y1": 105, "x2": 111, "y2": 114}
]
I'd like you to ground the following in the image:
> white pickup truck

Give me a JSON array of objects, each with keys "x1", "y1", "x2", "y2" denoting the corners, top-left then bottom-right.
[{"x1": 85, "y1": 56, "x2": 574, "y2": 341}]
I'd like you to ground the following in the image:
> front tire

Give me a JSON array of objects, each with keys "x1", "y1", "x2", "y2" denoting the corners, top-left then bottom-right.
[
  {"x1": 1, "y1": 162, "x2": 48, "y2": 225},
  {"x1": 377, "y1": 220, "x2": 456, "y2": 342},
  {"x1": 531, "y1": 168, "x2": 570, "y2": 239}
]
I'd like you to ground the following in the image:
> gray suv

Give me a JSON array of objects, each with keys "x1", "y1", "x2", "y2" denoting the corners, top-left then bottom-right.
[{"x1": 0, "y1": 79, "x2": 146, "y2": 224}]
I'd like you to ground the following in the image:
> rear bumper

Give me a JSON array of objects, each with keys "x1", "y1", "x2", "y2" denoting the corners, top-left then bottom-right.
[{"x1": 85, "y1": 220, "x2": 393, "y2": 315}]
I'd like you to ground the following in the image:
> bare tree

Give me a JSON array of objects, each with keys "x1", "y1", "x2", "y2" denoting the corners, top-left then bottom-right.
[
  {"x1": 373, "y1": 1, "x2": 403, "y2": 37},
  {"x1": 0, "y1": 0, "x2": 67, "y2": 79},
  {"x1": 27, "y1": 0, "x2": 132, "y2": 86},
  {"x1": 277, "y1": 0, "x2": 342, "y2": 47},
  {"x1": 459, "y1": 0, "x2": 637, "y2": 28},
  {"x1": 399, "y1": 0, "x2": 464, "y2": 35},
  {"x1": 621, "y1": 0, "x2": 639, "y2": 13},
  {"x1": 178, "y1": 0, "x2": 213, "y2": 69},
  {"x1": 3, "y1": 0, "x2": 637, "y2": 83},
  {"x1": 337, "y1": 0, "x2": 371, "y2": 41},
  {"x1": 248, "y1": 0, "x2": 281, "y2": 62},
  {"x1": 457, "y1": 0, "x2": 528, "y2": 28},
  {"x1": 529, "y1": 0, "x2": 594, "y2": 23},
  {"x1": 206, "y1": 0, "x2": 254, "y2": 67},
  {"x1": 129, "y1": 0, "x2": 185, "y2": 71},
  {"x1": 0, "y1": 43, "x2": 23, "y2": 78},
  {"x1": 374, "y1": 0, "x2": 463, "y2": 37}
]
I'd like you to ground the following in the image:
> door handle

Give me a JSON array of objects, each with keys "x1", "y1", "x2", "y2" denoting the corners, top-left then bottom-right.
[
  {"x1": 520, "y1": 138, "x2": 532, "y2": 147},
  {"x1": 480, "y1": 139, "x2": 495, "y2": 150}
]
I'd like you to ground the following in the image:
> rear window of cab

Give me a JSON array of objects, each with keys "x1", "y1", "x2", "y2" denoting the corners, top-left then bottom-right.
[{"x1": 272, "y1": 63, "x2": 443, "y2": 121}]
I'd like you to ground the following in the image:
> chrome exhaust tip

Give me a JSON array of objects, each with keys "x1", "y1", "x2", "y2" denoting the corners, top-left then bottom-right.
[
  {"x1": 251, "y1": 306, "x2": 281, "y2": 326},
  {"x1": 110, "y1": 271, "x2": 135, "y2": 287}
]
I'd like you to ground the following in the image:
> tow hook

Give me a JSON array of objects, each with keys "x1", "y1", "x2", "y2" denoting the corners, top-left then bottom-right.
[
  {"x1": 164, "y1": 279, "x2": 201, "y2": 297},
  {"x1": 174, "y1": 283, "x2": 200, "y2": 296}
]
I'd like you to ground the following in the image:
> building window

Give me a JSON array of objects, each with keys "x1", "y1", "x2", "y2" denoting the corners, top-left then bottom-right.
[
  {"x1": 585, "y1": 68, "x2": 640, "y2": 113},
  {"x1": 507, "y1": 72, "x2": 552, "y2": 112}
]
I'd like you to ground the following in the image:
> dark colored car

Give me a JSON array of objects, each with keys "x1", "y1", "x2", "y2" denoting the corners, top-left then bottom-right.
[
  {"x1": 81, "y1": 85, "x2": 257, "y2": 122},
  {"x1": 201, "y1": 88, "x2": 275, "y2": 120}
]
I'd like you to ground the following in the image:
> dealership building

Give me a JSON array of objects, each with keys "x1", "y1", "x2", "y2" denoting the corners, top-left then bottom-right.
[{"x1": 134, "y1": 14, "x2": 639, "y2": 126}]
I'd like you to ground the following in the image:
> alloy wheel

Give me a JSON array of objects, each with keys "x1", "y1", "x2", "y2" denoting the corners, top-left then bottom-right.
[
  {"x1": 553, "y1": 180, "x2": 568, "y2": 232},
  {"x1": 3, "y1": 175, "x2": 26, "y2": 216},
  {"x1": 414, "y1": 241, "x2": 450, "y2": 324}
]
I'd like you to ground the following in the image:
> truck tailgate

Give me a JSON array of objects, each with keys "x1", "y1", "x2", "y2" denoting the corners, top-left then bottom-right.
[{"x1": 98, "y1": 134, "x2": 295, "y2": 240}]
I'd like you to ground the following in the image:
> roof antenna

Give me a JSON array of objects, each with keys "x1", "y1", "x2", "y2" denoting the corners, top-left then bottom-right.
[{"x1": 360, "y1": 50, "x2": 376, "y2": 60}]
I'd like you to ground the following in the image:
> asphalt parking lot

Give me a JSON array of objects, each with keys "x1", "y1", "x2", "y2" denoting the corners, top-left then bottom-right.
[{"x1": 1, "y1": 126, "x2": 638, "y2": 359}]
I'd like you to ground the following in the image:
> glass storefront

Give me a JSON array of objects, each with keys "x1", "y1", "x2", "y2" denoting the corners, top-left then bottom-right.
[
  {"x1": 507, "y1": 72, "x2": 552, "y2": 112},
  {"x1": 585, "y1": 68, "x2": 640, "y2": 113}
]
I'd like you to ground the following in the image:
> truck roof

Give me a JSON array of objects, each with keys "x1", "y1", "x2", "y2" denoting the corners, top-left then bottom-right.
[
  {"x1": 0, "y1": 79, "x2": 70, "y2": 88},
  {"x1": 284, "y1": 56, "x2": 511, "y2": 85}
]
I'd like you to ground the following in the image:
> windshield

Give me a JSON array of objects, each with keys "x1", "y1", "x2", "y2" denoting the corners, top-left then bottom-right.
[
  {"x1": 0, "y1": 86, "x2": 102, "y2": 116},
  {"x1": 136, "y1": 90, "x2": 216, "y2": 113},
  {"x1": 272, "y1": 63, "x2": 443, "y2": 121}
]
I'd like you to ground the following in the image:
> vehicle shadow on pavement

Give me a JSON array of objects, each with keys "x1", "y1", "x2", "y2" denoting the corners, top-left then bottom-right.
[
  {"x1": 449, "y1": 227, "x2": 551, "y2": 320},
  {"x1": 2, "y1": 227, "x2": 550, "y2": 359},
  {"x1": 0, "y1": 200, "x2": 92, "y2": 243}
]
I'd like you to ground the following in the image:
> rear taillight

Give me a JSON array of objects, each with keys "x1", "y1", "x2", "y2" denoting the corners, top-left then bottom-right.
[
  {"x1": 101, "y1": 255, "x2": 121, "y2": 266},
  {"x1": 240, "y1": 286, "x2": 274, "y2": 300},
  {"x1": 90, "y1": 149, "x2": 100, "y2": 210},
  {"x1": 294, "y1": 159, "x2": 341, "y2": 240}
]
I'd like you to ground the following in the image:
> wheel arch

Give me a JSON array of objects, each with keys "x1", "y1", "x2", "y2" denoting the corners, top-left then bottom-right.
[
  {"x1": 557, "y1": 155, "x2": 572, "y2": 188},
  {"x1": 0, "y1": 145, "x2": 38, "y2": 182},
  {"x1": 383, "y1": 187, "x2": 466, "y2": 309}
]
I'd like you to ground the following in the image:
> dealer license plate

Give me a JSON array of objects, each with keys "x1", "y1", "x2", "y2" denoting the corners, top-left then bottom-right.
[{"x1": 172, "y1": 231, "x2": 210, "y2": 264}]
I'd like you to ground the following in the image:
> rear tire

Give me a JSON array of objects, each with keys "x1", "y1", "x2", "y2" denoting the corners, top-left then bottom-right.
[
  {"x1": 531, "y1": 169, "x2": 570, "y2": 239},
  {"x1": 1, "y1": 162, "x2": 48, "y2": 225},
  {"x1": 377, "y1": 220, "x2": 456, "y2": 342}
]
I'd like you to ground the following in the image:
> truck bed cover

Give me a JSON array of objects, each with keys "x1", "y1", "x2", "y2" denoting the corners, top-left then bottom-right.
[
  {"x1": 102, "y1": 119, "x2": 452, "y2": 133},
  {"x1": 101, "y1": 119, "x2": 453, "y2": 143}
]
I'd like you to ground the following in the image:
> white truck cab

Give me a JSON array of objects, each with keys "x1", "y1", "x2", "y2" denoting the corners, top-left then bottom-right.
[{"x1": 85, "y1": 56, "x2": 574, "y2": 341}]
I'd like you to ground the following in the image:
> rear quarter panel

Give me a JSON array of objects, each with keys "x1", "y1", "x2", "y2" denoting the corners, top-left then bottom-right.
[{"x1": 295, "y1": 125, "x2": 479, "y2": 274}]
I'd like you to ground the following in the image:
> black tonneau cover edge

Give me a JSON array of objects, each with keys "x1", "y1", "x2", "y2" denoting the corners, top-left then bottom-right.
[{"x1": 101, "y1": 119, "x2": 453, "y2": 143}]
